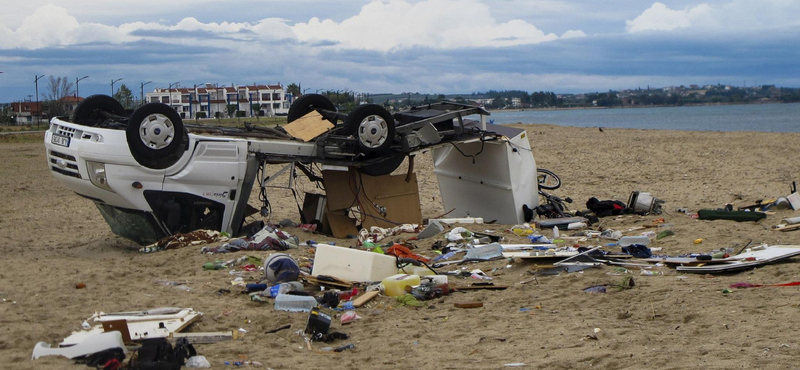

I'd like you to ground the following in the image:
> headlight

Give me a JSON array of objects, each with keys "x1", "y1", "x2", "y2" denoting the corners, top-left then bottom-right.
[{"x1": 86, "y1": 161, "x2": 114, "y2": 193}]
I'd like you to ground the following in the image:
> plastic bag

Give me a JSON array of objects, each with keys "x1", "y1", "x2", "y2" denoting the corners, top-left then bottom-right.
[{"x1": 186, "y1": 355, "x2": 211, "y2": 368}]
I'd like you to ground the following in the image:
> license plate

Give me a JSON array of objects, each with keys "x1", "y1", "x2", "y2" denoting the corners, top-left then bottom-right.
[{"x1": 51, "y1": 134, "x2": 70, "y2": 147}]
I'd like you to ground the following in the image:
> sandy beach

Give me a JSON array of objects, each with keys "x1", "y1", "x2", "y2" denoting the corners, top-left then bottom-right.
[{"x1": 2, "y1": 123, "x2": 800, "y2": 369}]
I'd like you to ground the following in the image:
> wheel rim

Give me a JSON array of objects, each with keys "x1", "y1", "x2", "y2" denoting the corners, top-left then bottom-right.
[
  {"x1": 357, "y1": 114, "x2": 389, "y2": 148},
  {"x1": 139, "y1": 113, "x2": 175, "y2": 149}
]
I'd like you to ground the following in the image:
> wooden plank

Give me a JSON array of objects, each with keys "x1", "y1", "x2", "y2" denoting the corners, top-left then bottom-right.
[
  {"x1": 453, "y1": 285, "x2": 508, "y2": 291},
  {"x1": 454, "y1": 302, "x2": 483, "y2": 308},
  {"x1": 169, "y1": 331, "x2": 238, "y2": 344},
  {"x1": 301, "y1": 274, "x2": 354, "y2": 289},
  {"x1": 352, "y1": 291, "x2": 379, "y2": 307},
  {"x1": 776, "y1": 223, "x2": 800, "y2": 232}
]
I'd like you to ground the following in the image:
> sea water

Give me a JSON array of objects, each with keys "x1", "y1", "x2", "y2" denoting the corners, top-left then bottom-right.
[{"x1": 487, "y1": 103, "x2": 800, "y2": 133}]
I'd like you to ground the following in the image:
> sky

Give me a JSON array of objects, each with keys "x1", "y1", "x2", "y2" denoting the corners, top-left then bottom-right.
[{"x1": 0, "y1": 0, "x2": 799, "y2": 102}]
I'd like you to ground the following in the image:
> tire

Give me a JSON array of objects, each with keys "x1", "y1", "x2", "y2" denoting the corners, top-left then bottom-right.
[
  {"x1": 72, "y1": 95, "x2": 126, "y2": 126},
  {"x1": 344, "y1": 104, "x2": 396, "y2": 156},
  {"x1": 126, "y1": 103, "x2": 188, "y2": 169},
  {"x1": 359, "y1": 154, "x2": 405, "y2": 176},
  {"x1": 287, "y1": 94, "x2": 336, "y2": 123},
  {"x1": 537, "y1": 168, "x2": 561, "y2": 190}
]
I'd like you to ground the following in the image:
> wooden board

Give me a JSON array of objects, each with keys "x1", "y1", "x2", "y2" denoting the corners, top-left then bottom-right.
[
  {"x1": 775, "y1": 223, "x2": 800, "y2": 232},
  {"x1": 102, "y1": 320, "x2": 132, "y2": 344},
  {"x1": 283, "y1": 111, "x2": 334, "y2": 142},
  {"x1": 301, "y1": 274, "x2": 354, "y2": 289},
  {"x1": 352, "y1": 291, "x2": 379, "y2": 307}
]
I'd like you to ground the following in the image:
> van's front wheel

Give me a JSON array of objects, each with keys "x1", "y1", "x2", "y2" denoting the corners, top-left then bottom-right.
[{"x1": 126, "y1": 103, "x2": 188, "y2": 169}]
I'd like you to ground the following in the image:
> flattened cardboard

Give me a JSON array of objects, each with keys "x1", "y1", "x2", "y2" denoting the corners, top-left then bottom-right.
[
  {"x1": 325, "y1": 209, "x2": 359, "y2": 239},
  {"x1": 284, "y1": 110, "x2": 334, "y2": 142},
  {"x1": 322, "y1": 169, "x2": 356, "y2": 211},
  {"x1": 322, "y1": 169, "x2": 422, "y2": 230}
]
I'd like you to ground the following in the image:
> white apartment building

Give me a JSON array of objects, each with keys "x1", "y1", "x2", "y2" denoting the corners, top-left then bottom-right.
[{"x1": 145, "y1": 84, "x2": 291, "y2": 119}]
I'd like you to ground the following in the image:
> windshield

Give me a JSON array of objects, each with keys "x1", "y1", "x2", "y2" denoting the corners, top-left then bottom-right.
[{"x1": 94, "y1": 203, "x2": 167, "y2": 245}]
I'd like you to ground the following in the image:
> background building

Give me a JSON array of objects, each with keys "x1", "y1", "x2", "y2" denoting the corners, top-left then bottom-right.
[{"x1": 145, "y1": 84, "x2": 290, "y2": 119}]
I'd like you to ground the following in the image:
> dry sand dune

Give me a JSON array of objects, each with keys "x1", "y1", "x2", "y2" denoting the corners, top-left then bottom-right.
[{"x1": 2, "y1": 124, "x2": 799, "y2": 369}]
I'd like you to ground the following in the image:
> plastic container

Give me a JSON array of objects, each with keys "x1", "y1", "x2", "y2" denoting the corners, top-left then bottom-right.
[
  {"x1": 274, "y1": 294, "x2": 318, "y2": 312},
  {"x1": 421, "y1": 275, "x2": 448, "y2": 285},
  {"x1": 618, "y1": 236, "x2": 650, "y2": 247},
  {"x1": 312, "y1": 244, "x2": 398, "y2": 282},
  {"x1": 381, "y1": 274, "x2": 421, "y2": 297},
  {"x1": 398, "y1": 265, "x2": 435, "y2": 276},
  {"x1": 567, "y1": 222, "x2": 587, "y2": 230},
  {"x1": 465, "y1": 243, "x2": 504, "y2": 260}
]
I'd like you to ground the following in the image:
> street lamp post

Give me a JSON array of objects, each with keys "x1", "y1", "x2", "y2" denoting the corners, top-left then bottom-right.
[
  {"x1": 34, "y1": 74, "x2": 45, "y2": 127},
  {"x1": 111, "y1": 78, "x2": 123, "y2": 96},
  {"x1": 140, "y1": 81, "x2": 152, "y2": 107},
  {"x1": 76, "y1": 75, "x2": 89, "y2": 99}
]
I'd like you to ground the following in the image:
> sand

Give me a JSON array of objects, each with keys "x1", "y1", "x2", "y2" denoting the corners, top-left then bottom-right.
[{"x1": 2, "y1": 124, "x2": 800, "y2": 369}]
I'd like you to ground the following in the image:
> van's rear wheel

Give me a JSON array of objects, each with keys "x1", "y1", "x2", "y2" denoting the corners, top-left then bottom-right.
[
  {"x1": 287, "y1": 94, "x2": 336, "y2": 123},
  {"x1": 72, "y1": 95, "x2": 126, "y2": 126},
  {"x1": 126, "y1": 103, "x2": 188, "y2": 169}
]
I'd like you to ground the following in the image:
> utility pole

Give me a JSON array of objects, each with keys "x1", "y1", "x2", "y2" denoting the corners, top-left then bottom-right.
[
  {"x1": 111, "y1": 78, "x2": 123, "y2": 96},
  {"x1": 76, "y1": 75, "x2": 89, "y2": 99},
  {"x1": 34, "y1": 74, "x2": 45, "y2": 128},
  {"x1": 140, "y1": 81, "x2": 152, "y2": 107}
]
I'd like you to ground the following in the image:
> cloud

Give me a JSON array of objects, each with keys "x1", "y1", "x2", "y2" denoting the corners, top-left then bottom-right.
[
  {"x1": 0, "y1": 4, "x2": 132, "y2": 49},
  {"x1": 625, "y1": 2, "x2": 712, "y2": 33},
  {"x1": 560, "y1": 30, "x2": 586, "y2": 39},
  {"x1": 626, "y1": 1, "x2": 800, "y2": 34},
  {"x1": 3, "y1": 1, "x2": 575, "y2": 52},
  {"x1": 292, "y1": 0, "x2": 566, "y2": 51}
]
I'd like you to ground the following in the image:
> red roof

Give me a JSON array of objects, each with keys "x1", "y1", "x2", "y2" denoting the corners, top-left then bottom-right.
[{"x1": 60, "y1": 96, "x2": 85, "y2": 103}]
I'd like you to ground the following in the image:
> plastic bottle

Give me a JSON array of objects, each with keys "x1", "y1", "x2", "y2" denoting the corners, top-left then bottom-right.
[
  {"x1": 528, "y1": 234, "x2": 551, "y2": 244},
  {"x1": 336, "y1": 288, "x2": 359, "y2": 301},
  {"x1": 274, "y1": 294, "x2": 318, "y2": 312},
  {"x1": 202, "y1": 261, "x2": 226, "y2": 270},
  {"x1": 381, "y1": 274, "x2": 421, "y2": 297},
  {"x1": 266, "y1": 281, "x2": 305, "y2": 298},
  {"x1": 432, "y1": 251, "x2": 456, "y2": 262},
  {"x1": 552, "y1": 226, "x2": 560, "y2": 238},
  {"x1": 567, "y1": 222, "x2": 587, "y2": 230}
]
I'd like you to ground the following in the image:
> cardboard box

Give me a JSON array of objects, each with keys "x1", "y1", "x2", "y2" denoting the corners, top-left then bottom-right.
[{"x1": 321, "y1": 168, "x2": 422, "y2": 236}]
